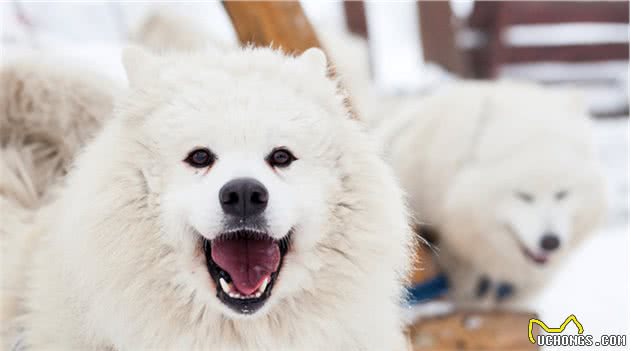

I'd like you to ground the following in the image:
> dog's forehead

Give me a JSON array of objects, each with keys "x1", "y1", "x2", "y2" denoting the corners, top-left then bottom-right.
[
  {"x1": 129, "y1": 50, "x2": 346, "y2": 157},
  {"x1": 504, "y1": 167, "x2": 571, "y2": 195},
  {"x1": 141, "y1": 83, "x2": 337, "y2": 157}
]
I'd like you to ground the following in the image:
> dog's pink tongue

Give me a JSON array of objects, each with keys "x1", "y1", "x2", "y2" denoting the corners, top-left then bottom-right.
[{"x1": 211, "y1": 237, "x2": 280, "y2": 295}]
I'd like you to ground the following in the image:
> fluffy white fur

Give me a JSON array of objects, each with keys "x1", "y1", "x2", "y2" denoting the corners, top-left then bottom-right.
[
  {"x1": 2, "y1": 47, "x2": 413, "y2": 350},
  {"x1": 1, "y1": 59, "x2": 117, "y2": 342},
  {"x1": 130, "y1": 10, "x2": 235, "y2": 52},
  {"x1": 0, "y1": 58, "x2": 117, "y2": 210},
  {"x1": 380, "y1": 81, "x2": 607, "y2": 309}
]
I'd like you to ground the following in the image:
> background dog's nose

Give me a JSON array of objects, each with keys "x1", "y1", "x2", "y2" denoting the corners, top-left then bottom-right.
[
  {"x1": 540, "y1": 233, "x2": 560, "y2": 251},
  {"x1": 219, "y1": 178, "x2": 268, "y2": 218}
]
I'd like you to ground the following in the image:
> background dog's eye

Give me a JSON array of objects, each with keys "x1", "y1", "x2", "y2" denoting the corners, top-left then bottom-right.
[
  {"x1": 268, "y1": 148, "x2": 296, "y2": 168},
  {"x1": 515, "y1": 191, "x2": 534, "y2": 203},
  {"x1": 185, "y1": 148, "x2": 215, "y2": 168},
  {"x1": 555, "y1": 190, "x2": 569, "y2": 200}
]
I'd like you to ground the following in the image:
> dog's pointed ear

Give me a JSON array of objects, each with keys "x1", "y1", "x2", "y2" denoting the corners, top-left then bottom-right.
[
  {"x1": 299, "y1": 47, "x2": 328, "y2": 75},
  {"x1": 122, "y1": 45, "x2": 156, "y2": 88}
]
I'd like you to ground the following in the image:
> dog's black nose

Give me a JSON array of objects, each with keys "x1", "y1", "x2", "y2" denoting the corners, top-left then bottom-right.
[
  {"x1": 219, "y1": 178, "x2": 268, "y2": 218},
  {"x1": 540, "y1": 233, "x2": 560, "y2": 251}
]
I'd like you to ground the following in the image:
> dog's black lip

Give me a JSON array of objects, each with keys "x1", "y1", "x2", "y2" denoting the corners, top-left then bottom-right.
[{"x1": 202, "y1": 228, "x2": 292, "y2": 314}]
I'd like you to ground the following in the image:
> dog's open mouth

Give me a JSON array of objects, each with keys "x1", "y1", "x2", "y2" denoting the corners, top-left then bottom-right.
[
  {"x1": 520, "y1": 246, "x2": 548, "y2": 265},
  {"x1": 504, "y1": 224, "x2": 549, "y2": 265},
  {"x1": 203, "y1": 229, "x2": 291, "y2": 314}
]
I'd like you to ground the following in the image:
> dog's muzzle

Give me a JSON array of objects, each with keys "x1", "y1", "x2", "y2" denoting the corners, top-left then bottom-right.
[{"x1": 203, "y1": 177, "x2": 291, "y2": 314}]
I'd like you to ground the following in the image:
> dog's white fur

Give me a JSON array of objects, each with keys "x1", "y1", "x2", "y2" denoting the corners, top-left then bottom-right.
[
  {"x1": 1, "y1": 59, "x2": 117, "y2": 342},
  {"x1": 130, "y1": 10, "x2": 235, "y2": 53},
  {"x1": 381, "y1": 81, "x2": 607, "y2": 308},
  {"x1": 2, "y1": 47, "x2": 413, "y2": 350},
  {"x1": 0, "y1": 58, "x2": 117, "y2": 210}
]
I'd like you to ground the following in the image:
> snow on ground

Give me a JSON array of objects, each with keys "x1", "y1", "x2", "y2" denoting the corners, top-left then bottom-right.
[{"x1": 532, "y1": 226, "x2": 629, "y2": 350}]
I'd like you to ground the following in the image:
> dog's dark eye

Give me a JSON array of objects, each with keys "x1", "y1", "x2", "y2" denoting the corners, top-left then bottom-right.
[
  {"x1": 184, "y1": 148, "x2": 215, "y2": 168},
  {"x1": 515, "y1": 191, "x2": 534, "y2": 203},
  {"x1": 267, "y1": 148, "x2": 296, "y2": 168},
  {"x1": 555, "y1": 190, "x2": 569, "y2": 200}
]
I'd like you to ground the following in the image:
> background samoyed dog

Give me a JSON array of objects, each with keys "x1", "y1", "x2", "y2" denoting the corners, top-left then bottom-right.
[
  {"x1": 380, "y1": 81, "x2": 607, "y2": 309},
  {"x1": 1, "y1": 47, "x2": 414, "y2": 350}
]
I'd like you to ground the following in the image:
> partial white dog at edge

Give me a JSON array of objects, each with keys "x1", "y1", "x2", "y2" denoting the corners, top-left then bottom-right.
[
  {"x1": 1, "y1": 47, "x2": 414, "y2": 350},
  {"x1": 1, "y1": 58, "x2": 117, "y2": 342},
  {"x1": 379, "y1": 81, "x2": 607, "y2": 310}
]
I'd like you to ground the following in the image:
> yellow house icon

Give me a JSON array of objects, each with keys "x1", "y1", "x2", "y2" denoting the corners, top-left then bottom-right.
[{"x1": 528, "y1": 314, "x2": 584, "y2": 344}]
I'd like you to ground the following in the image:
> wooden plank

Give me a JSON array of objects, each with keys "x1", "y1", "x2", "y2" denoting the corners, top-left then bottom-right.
[
  {"x1": 503, "y1": 43, "x2": 629, "y2": 63},
  {"x1": 501, "y1": 1, "x2": 629, "y2": 24},
  {"x1": 408, "y1": 310, "x2": 540, "y2": 351},
  {"x1": 470, "y1": 1, "x2": 629, "y2": 28},
  {"x1": 343, "y1": 1, "x2": 368, "y2": 39},
  {"x1": 468, "y1": 1, "x2": 501, "y2": 29},
  {"x1": 222, "y1": 1, "x2": 320, "y2": 55},
  {"x1": 466, "y1": 1, "x2": 507, "y2": 78},
  {"x1": 417, "y1": 1, "x2": 470, "y2": 76},
  {"x1": 466, "y1": 47, "x2": 493, "y2": 78},
  {"x1": 467, "y1": 1, "x2": 630, "y2": 76}
]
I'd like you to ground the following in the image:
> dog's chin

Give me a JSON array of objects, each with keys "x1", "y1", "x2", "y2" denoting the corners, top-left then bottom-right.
[{"x1": 199, "y1": 227, "x2": 293, "y2": 317}]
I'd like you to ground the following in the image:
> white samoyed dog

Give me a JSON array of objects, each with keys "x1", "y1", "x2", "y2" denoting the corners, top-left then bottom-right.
[
  {"x1": 380, "y1": 81, "x2": 607, "y2": 309},
  {"x1": 2, "y1": 47, "x2": 414, "y2": 350}
]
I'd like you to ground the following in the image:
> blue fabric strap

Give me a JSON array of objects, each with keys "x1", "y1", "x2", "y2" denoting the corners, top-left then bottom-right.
[{"x1": 406, "y1": 273, "x2": 449, "y2": 305}]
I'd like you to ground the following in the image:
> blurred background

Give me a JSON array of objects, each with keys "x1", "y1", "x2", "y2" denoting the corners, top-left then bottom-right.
[
  {"x1": 2, "y1": 1, "x2": 628, "y2": 350},
  {"x1": 2, "y1": 1, "x2": 628, "y2": 115}
]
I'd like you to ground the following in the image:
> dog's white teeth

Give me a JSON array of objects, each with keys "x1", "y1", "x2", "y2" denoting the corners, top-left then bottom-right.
[
  {"x1": 230, "y1": 292, "x2": 252, "y2": 299},
  {"x1": 219, "y1": 278, "x2": 233, "y2": 293},
  {"x1": 258, "y1": 277, "x2": 270, "y2": 293},
  {"x1": 222, "y1": 277, "x2": 269, "y2": 299}
]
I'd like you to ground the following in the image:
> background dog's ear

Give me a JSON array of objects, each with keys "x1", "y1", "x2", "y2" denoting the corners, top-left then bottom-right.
[
  {"x1": 122, "y1": 46, "x2": 156, "y2": 88},
  {"x1": 299, "y1": 47, "x2": 328, "y2": 76}
]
